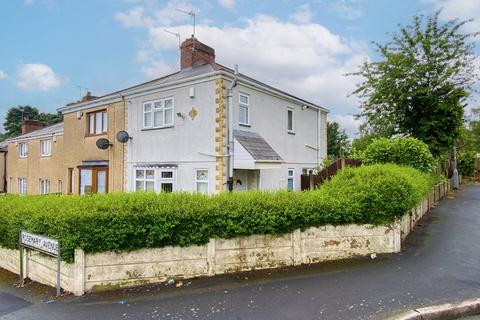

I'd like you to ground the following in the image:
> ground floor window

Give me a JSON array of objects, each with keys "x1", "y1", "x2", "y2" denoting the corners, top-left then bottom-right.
[
  {"x1": 39, "y1": 179, "x2": 50, "y2": 194},
  {"x1": 135, "y1": 168, "x2": 176, "y2": 193},
  {"x1": 68, "y1": 168, "x2": 74, "y2": 194},
  {"x1": 58, "y1": 180, "x2": 63, "y2": 194},
  {"x1": 135, "y1": 169, "x2": 155, "y2": 192},
  {"x1": 18, "y1": 178, "x2": 27, "y2": 195},
  {"x1": 196, "y1": 169, "x2": 209, "y2": 194},
  {"x1": 79, "y1": 167, "x2": 108, "y2": 195},
  {"x1": 287, "y1": 168, "x2": 295, "y2": 191}
]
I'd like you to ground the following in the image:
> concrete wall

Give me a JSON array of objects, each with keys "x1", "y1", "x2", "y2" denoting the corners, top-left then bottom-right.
[
  {"x1": 6, "y1": 134, "x2": 65, "y2": 194},
  {"x1": 63, "y1": 101, "x2": 126, "y2": 194},
  {"x1": 0, "y1": 181, "x2": 451, "y2": 296}
]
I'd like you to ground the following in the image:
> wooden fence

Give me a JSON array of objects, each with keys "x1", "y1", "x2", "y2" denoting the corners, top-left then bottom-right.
[{"x1": 301, "y1": 157, "x2": 362, "y2": 190}]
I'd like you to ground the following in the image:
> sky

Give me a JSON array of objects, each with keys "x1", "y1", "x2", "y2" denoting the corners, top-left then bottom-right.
[{"x1": 0, "y1": 0, "x2": 479, "y2": 137}]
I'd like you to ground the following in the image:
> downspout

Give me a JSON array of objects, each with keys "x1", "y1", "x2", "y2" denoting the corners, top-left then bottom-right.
[
  {"x1": 226, "y1": 65, "x2": 239, "y2": 192},
  {"x1": 3, "y1": 150, "x2": 6, "y2": 193}
]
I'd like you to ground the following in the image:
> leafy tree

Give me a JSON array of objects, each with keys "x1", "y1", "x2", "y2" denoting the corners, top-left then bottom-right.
[
  {"x1": 351, "y1": 11, "x2": 479, "y2": 156},
  {"x1": 327, "y1": 121, "x2": 350, "y2": 158},
  {"x1": 3, "y1": 105, "x2": 63, "y2": 137}
]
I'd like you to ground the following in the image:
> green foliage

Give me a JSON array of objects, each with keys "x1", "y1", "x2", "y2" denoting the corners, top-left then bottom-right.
[
  {"x1": 350, "y1": 133, "x2": 383, "y2": 158},
  {"x1": 3, "y1": 105, "x2": 63, "y2": 137},
  {"x1": 327, "y1": 121, "x2": 350, "y2": 157},
  {"x1": 0, "y1": 164, "x2": 435, "y2": 262},
  {"x1": 350, "y1": 11, "x2": 478, "y2": 156},
  {"x1": 458, "y1": 151, "x2": 477, "y2": 177},
  {"x1": 362, "y1": 137, "x2": 436, "y2": 173}
]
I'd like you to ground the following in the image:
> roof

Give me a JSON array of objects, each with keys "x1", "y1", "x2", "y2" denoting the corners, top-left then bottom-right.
[
  {"x1": 6, "y1": 122, "x2": 64, "y2": 143},
  {"x1": 234, "y1": 130, "x2": 282, "y2": 161},
  {"x1": 59, "y1": 62, "x2": 328, "y2": 113}
]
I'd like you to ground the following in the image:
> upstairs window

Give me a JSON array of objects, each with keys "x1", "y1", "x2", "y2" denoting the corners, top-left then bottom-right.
[
  {"x1": 40, "y1": 139, "x2": 52, "y2": 156},
  {"x1": 19, "y1": 143, "x2": 28, "y2": 158},
  {"x1": 239, "y1": 93, "x2": 250, "y2": 126},
  {"x1": 287, "y1": 108, "x2": 294, "y2": 133},
  {"x1": 143, "y1": 97, "x2": 174, "y2": 129},
  {"x1": 87, "y1": 110, "x2": 108, "y2": 135}
]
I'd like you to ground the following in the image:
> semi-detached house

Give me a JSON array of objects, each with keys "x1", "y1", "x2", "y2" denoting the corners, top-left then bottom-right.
[{"x1": 6, "y1": 37, "x2": 328, "y2": 195}]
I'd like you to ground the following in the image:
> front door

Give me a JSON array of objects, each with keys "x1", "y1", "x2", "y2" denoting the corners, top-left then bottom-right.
[{"x1": 79, "y1": 167, "x2": 108, "y2": 195}]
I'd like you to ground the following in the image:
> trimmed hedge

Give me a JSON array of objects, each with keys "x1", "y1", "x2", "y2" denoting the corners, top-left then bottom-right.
[
  {"x1": 0, "y1": 164, "x2": 435, "y2": 262},
  {"x1": 362, "y1": 137, "x2": 436, "y2": 173}
]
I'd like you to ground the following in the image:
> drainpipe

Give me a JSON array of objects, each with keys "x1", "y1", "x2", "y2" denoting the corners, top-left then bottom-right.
[{"x1": 226, "y1": 65, "x2": 239, "y2": 192}]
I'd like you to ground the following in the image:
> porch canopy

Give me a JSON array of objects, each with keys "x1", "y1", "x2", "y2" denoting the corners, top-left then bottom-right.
[{"x1": 233, "y1": 130, "x2": 283, "y2": 170}]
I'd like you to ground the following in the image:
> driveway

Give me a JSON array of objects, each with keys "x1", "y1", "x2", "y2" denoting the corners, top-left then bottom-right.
[{"x1": 1, "y1": 183, "x2": 479, "y2": 320}]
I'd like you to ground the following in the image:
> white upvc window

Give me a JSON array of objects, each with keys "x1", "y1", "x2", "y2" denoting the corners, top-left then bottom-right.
[
  {"x1": 239, "y1": 93, "x2": 250, "y2": 126},
  {"x1": 143, "y1": 97, "x2": 174, "y2": 129},
  {"x1": 159, "y1": 169, "x2": 176, "y2": 193},
  {"x1": 135, "y1": 169, "x2": 155, "y2": 192},
  {"x1": 302, "y1": 168, "x2": 314, "y2": 176},
  {"x1": 196, "y1": 169, "x2": 209, "y2": 194},
  {"x1": 18, "y1": 178, "x2": 27, "y2": 195},
  {"x1": 58, "y1": 180, "x2": 63, "y2": 194},
  {"x1": 19, "y1": 143, "x2": 28, "y2": 158},
  {"x1": 287, "y1": 168, "x2": 295, "y2": 191},
  {"x1": 40, "y1": 139, "x2": 52, "y2": 156},
  {"x1": 39, "y1": 179, "x2": 50, "y2": 195},
  {"x1": 287, "y1": 107, "x2": 295, "y2": 133}
]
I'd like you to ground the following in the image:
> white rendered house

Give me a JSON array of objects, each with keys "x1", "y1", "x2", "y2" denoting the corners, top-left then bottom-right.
[{"x1": 61, "y1": 37, "x2": 328, "y2": 194}]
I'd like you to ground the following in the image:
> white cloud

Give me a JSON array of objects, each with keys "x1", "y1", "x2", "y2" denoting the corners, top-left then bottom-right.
[
  {"x1": 329, "y1": 114, "x2": 361, "y2": 138},
  {"x1": 24, "y1": 0, "x2": 33, "y2": 5},
  {"x1": 290, "y1": 4, "x2": 314, "y2": 24},
  {"x1": 329, "y1": 0, "x2": 364, "y2": 20},
  {"x1": 16, "y1": 63, "x2": 61, "y2": 91},
  {"x1": 142, "y1": 60, "x2": 176, "y2": 79},
  {"x1": 0, "y1": 70, "x2": 7, "y2": 80},
  {"x1": 218, "y1": 0, "x2": 235, "y2": 10},
  {"x1": 425, "y1": 0, "x2": 480, "y2": 33},
  {"x1": 115, "y1": 7, "x2": 152, "y2": 28},
  {"x1": 116, "y1": 5, "x2": 369, "y2": 115}
]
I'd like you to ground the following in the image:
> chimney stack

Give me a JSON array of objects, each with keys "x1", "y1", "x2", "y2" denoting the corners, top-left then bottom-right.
[
  {"x1": 180, "y1": 37, "x2": 215, "y2": 69},
  {"x1": 21, "y1": 119, "x2": 44, "y2": 135}
]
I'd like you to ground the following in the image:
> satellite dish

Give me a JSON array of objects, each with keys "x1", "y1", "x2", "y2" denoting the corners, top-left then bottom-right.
[
  {"x1": 116, "y1": 131, "x2": 131, "y2": 143},
  {"x1": 96, "y1": 138, "x2": 112, "y2": 150}
]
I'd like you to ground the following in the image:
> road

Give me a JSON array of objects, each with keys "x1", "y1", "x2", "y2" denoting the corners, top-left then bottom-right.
[{"x1": 1, "y1": 183, "x2": 480, "y2": 320}]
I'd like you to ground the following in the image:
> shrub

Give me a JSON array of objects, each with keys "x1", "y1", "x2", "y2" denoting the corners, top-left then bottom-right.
[
  {"x1": 0, "y1": 164, "x2": 435, "y2": 262},
  {"x1": 458, "y1": 151, "x2": 477, "y2": 177},
  {"x1": 362, "y1": 137, "x2": 436, "y2": 173}
]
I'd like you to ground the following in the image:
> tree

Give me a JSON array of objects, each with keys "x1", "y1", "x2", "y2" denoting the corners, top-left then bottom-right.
[
  {"x1": 3, "y1": 105, "x2": 63, "y2": 137},
  {"x1": 351, "y1": 11, "x2": 478, "y2": 156},
  {"x1": 327, "y1": 121, "x2": 350, "y2": 158}
]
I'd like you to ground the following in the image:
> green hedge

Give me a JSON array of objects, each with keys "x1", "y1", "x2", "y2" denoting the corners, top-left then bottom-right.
[
  {"x1": 362, "y1": 137, "x2": 436, "y2": 173},
  {"x1": 0, "y1": 164, "x2": 435, "y2": 262}
]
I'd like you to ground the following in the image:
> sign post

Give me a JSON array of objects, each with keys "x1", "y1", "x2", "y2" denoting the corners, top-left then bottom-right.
[{"x1": 19, "y1": 231, "x2": 61, "y2": 296}]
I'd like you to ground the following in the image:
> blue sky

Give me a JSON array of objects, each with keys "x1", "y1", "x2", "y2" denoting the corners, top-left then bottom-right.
[{"x1": 0, "y1": 0, "x2": 479, "y2": 136}]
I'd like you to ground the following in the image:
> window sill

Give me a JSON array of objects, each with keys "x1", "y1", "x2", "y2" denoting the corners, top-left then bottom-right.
[
  {"x1": 85, "y1": 133, "x2": 108, "y2": 138},
  {"x1": 287, "y1": 131, "x2": 296, "y2": 135},
  {"x1": 239, "y1": 123, "x2": 251, "y2": 127},
  {"x1": 40, "y1": 155, "x2": 52, "y2": 158},
  {"x1": 141, "y1": 125, "x2": 174, "y2": 132},
  {"x1": 19, "y1": 157, "x2": 28, "y2": 159}
]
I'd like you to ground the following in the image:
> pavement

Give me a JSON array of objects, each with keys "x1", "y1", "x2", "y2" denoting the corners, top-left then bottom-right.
[{"x1": 0, "y1": 183, "x2": 479, "y2": 320}]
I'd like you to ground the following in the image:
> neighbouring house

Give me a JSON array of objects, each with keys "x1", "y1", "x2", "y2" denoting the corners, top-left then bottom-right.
[
  {"x1": 57, "y1": 95, "x2": 126, "y2": 195},
  {"x1": 5, "y1": 120, "x2": 64, "y2": 195},
  {"x1": 4, "y1": 37, "x2": 328, "y2": 195},
  {"x1": 0, "y1": 141, "x2": 6, "y2": 193}
]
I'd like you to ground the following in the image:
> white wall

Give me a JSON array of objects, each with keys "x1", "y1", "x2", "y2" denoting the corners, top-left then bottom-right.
[
  {"x1": 126, "y1": 79, "x2": 218, "y2": 194},
  {"x1": 229, "y1": 81, "x2": 326, "y2": 191}
]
